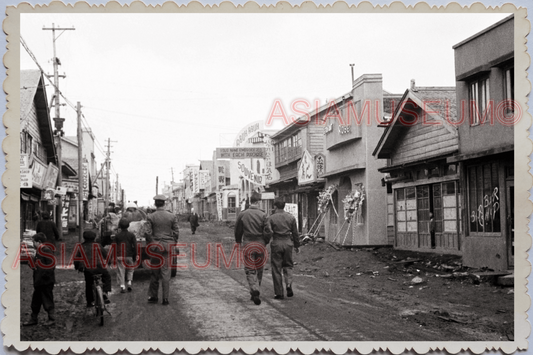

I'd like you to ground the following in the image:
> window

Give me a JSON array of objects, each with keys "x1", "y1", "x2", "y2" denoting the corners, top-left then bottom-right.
[
  {"x1": 442, "y1": 182, "x2": 457, "y2": 232},
  {"x1": 228, "y1": 195, "x2": 236, "y2": 214},
  {"x1": 275, "y1": 132, "x2": 303, "y2": 166},
  {"x1": 468, "y1": 163, "x2": 500, "y2": 234},
  {"x1": 396, "y1": 187, "x2": 417, "y2": 233},
  {"x1": 469, "y1": 77, "x2": 490, "y2": 125},
  {"x1": 504, "y1": 66, "x2": 514, "y2": 116}
]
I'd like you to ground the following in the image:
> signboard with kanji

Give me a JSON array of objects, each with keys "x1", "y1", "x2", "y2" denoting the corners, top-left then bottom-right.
[
  {"x1": 31, "y1": 160, "x2": 48, "y2": 189},
  {"x1": 298, "y1": 150, "x2": 315, "y2": 185}
]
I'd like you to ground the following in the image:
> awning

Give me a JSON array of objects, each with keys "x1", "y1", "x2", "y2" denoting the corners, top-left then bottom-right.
[
  {"x1": 21, "y1": 191, "x2": 39, "y2": 202},
  {"x1": 446, "y1": 145, "x2": 513, "y2": 163}
]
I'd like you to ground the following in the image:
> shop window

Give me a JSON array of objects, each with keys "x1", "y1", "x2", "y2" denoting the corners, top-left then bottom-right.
[
  {"x1": 469, "y1": 76, "x2": 490, "y2": 126},
  {"x1": 396, "y1": 187, "x2": 417, "y2": 233},
  {"x1": 442, "y1": 181, "x2": 458, "y2": 232},
  {"x1": 468, "y1": 163, "x2": 500, "y2": 234}
]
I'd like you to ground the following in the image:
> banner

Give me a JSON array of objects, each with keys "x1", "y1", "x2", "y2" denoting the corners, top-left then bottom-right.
[
  {"x1": 298, "y1": 150, "x2": 315, "y2": 185},
  {"x1": 216, "y1": 192, "x2": 223, "y2": 221},
  {"x1": 82, "y1": 163, "x2": 89, "y2": 200},
  {"x1": 237, "y1": 161, "x2": 264, "y2": 186},
  {"x1": 216, "y1": 147, "x2": 266, "y2": 159},
  {"x1": 217, "y1": 165, "x2": 226, "y2": 191}
]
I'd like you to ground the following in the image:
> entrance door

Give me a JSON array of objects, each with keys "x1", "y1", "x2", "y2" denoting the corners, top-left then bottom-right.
[
  {"x1": 417, "y1": 186, "x2": 430, "y2": 248},
  {"x1": 506, "y1": 181, "x2": 514, "y2": 267}
]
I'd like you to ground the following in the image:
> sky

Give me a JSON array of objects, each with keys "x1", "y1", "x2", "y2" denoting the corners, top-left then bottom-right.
[{"x1": 20, "y1": 12, "x2": 511, "y2": 206}]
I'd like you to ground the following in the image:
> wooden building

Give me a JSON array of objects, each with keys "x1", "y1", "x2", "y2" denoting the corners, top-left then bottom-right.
[
  {"x1": 20, "y1": 70, "x2": 58, "y2": 236},
  {"x1": 374, "y1": 83, "x2": 460, "y2": 253}
]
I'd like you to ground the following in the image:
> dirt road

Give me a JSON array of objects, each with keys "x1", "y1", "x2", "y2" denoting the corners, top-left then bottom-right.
[{"x1": 20, "y1": 222, "x2": 513, "y2": 342}]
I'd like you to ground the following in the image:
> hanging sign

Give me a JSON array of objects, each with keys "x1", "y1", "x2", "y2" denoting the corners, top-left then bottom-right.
[
  {"x1": 31, "y1": 160, "x2": 48, "y2": 189},
  {"x1": 216, "y1": 147, "x2": 267, "y2": 159},
  {"x1": 298, "y1": 150, "x2": 315, "y2": 185},
  {"x1": 217, "y1": 165, "x2": 226, "y2": 191},
  {"x1": 43, "y1": 163, "x2": 59, "y2": 189},
  {"x1": 20, "y1": 154, "x2": 29, "y2": 169},
  {"x1": 237, "y1": 161, "x2": 264, "y2": 186}
]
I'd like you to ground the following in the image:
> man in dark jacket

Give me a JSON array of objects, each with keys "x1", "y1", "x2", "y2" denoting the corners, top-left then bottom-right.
[
  {"x1": 145, "y1": 195, "x2": 179, "y2": 305},
  {"x1": 23, "y1": 233, "x2": 56, "y2": 326},
  {"x1": 74, "y1": 230, "x2": 112, "y2": 307},
  {"x1": 234, "y1": 192, "x2": 272, "y2": 305},
  {"x1": 187, "y1": 208, "x2": 200, "y2": 235},
  {"x1": 36, "y1": 211, "x2": 59, "y2": 247},
  {"x1": 267, "y1": 198, "x2": 300, "y2": 300}
]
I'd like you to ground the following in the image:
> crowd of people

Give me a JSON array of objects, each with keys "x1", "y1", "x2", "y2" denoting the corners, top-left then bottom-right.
[{"x1": 23, "y1": 192, "x2": 300, "y2": 327}]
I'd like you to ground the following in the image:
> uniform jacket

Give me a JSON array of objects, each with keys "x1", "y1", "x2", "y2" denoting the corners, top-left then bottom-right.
[
  {"x1": 32, "y1": 244, "x2": 55, "y2": 288},
  {"x1": 113, "y1": 230, "x2": 138, "y2": 259},
  {"x1": 146, "y1": 208, "x2": 179, "y2": 243},
  {"x1": 234, "y1": 205, "x2": 272, "y2": 244},
  {"x1": 267, "y1": 210, "x2": 300, "y2": 249},
  {"x1": 36, "y1": 220, "x2": 59, "y2": 245}
]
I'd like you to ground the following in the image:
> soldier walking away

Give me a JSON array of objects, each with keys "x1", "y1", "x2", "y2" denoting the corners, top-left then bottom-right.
[
  {"x1": 23, "y1": 233, "x2": 56, "y2": 326},
  {"x1": 234, "y1": 192, "x2": 272, "y2": 306},
  {"x1": 145, "y1": 194, "x2": 179, "y2": 305},
  {"x1": 188, "y1": 208, "x2": 200, "y2": 235},
  {"x1": 267, "y1": 198, "x2": 300, "y2": 300}
]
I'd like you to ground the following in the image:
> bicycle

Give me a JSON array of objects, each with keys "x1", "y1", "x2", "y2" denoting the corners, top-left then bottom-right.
[{"x1": 92, "y1": 274, "x2": 109, "y2": 326}]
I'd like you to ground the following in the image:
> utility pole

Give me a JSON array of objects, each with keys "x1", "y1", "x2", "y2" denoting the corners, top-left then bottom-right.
[
  {"x1": 171, "y1": 168, "x2": 174, "y2": 183},
  {"x1": 43, "y1": 23, "x2": 75, "y2": 239},
  {"x1": 76, "y1": 102, "x2": 84, "y2": 242},
  {"x1": 350, "y1": 63, "x2": 355, "y2": 86}
]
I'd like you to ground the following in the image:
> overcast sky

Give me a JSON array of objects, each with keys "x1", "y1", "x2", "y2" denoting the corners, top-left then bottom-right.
[{"x1": 20, "y1": 12, "x2": 510, "y2": 205}]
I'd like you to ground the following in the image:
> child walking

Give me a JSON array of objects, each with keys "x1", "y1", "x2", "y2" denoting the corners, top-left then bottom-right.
[{"x1": 113, "y1": 218, "x2": 138, "y2": 293}]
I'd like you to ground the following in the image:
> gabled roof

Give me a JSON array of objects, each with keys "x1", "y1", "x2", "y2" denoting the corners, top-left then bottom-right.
[
  {"x1": 20, "y1": 69, "x2": 57, "y2": 164},
  {"x1": 373, "y1": 86, "x2": 457, "y2": 159}
]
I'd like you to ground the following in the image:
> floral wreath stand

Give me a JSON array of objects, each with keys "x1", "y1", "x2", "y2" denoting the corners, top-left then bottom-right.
[
  {"x1": 303, "y1": 185, "x2": 338, "y2": 242},
  {"x1": 331, "y1": 185, "x2": 365, "y2": 246}
]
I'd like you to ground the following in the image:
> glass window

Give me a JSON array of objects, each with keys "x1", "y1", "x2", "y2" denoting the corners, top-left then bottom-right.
[
  {"x1": 469, "y1": 77, "x2": 490, "y2": 126},
  {"x1": 468, "y1": 163, "x2": 500, "y2": 233}
]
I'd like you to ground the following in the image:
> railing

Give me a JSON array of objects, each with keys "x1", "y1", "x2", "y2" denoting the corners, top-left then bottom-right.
[{"x1": 276, "y1": 146, "x2": 302, "y2": 167}]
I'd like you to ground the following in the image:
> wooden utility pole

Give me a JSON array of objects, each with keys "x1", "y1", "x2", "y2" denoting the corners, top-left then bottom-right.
[
  {"x1": 43, "y1": 23, "x2": 75, "y2": 239},
  {"x1": 105, "y1": 138, "x2": 111, "y2": 209},
  {"x1": 76, "y1": 102, "x2": 84, "y2": 242}
]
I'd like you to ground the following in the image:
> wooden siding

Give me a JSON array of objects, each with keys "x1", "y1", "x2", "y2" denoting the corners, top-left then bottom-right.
[
  {"x1": 391, "y1": 124, "x2": 458, "y2": 166},
  {"x1": 396, "y1": 232, "x2": 418, "y2": 248},
  {"x1": 25, "y1": 102, "x2": 43, "y2": 147},
  {"x1": 278, "y1": 163, "x2": 298, "y2": 181}
]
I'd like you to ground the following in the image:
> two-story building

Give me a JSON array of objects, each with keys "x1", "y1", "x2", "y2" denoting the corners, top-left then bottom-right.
[{"x1": 449, "y1": 14, "x2": 515, "y2": 271}]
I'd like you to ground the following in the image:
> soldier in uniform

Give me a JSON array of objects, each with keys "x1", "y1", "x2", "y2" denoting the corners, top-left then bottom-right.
[
  {"x1": 234, "y1": 191, "x2": 272, "y2": 305},
  {"x1": 145, "y1": 194, "x2": 179, "y2": 305},
  {"x1": 267, "y1": 198, "x2": 300, "y2": 299}
]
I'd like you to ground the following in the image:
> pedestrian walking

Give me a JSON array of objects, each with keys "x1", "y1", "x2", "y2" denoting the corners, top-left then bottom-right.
[
  {"x1": 234, "y1": 191, "x2": 272, "y2": 305},
  {"x1": 145, "y1": 194, "x2": 179, "y2": 305},
  {"x1": 35, "y1": 211, "x2": 60, "y2": 248},
  {"x1": 113, "y1": 218, "x2": 139, "y2": 293},
  {"x1": 74, "y1": 230, "x2": 112, "y2": 307},
  {"x1": 22, "y1": 233, "x2": 56, "y2": 326},
  {"x1": 267, "y1": 198, "x2": 300, "y2": 300},
  {"x1": 188, "y1": 208, "x2": 200, "y2": 235}
]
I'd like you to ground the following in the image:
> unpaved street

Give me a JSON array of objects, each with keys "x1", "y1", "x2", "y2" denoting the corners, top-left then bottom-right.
[{"x1": 20, "y1": 222, "x2": 514, "y2": 342}]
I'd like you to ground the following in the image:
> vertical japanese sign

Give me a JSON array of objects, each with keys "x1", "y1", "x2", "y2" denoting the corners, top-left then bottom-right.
[
  {"x1": 193, "y1": 169, "x2": 199, "y2": 194},
  {"x1": 216, "y1": 192, "x2": 223, "y2": 221},
  {"x1": 199, "y1": 170, "x2": 210, "y2": 192},
  {"x1": 83, "y1": 163, "x2": 89, "y2": 201},
  {"x1": 262, "y1": 136, "x2": 279, "y2": 183},
  {"x1": 217, "y1": 165, "x2": 226, "y2": 191}
]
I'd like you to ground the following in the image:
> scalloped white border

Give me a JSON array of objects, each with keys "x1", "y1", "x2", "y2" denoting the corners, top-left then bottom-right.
[{"x1": 2, "y1": 2, "x2": 530, "y2": 354}]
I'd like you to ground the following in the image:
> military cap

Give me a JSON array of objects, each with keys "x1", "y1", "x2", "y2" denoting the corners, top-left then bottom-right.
[
  {"x1": 153, "y1": 194, "x2": 167, "y2": 201},
  {"x1": 250, "y1": 191, "x2": 262, "y2": 203}
]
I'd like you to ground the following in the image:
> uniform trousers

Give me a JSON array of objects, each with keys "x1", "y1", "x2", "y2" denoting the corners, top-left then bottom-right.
[
  {"x1": 147, "y1": 242, "x2": 171, "y2": 300},
  {"x1": 270, "y1": 237, "x2": 294, "y2": 297},
  {"x1": 242, "y1": 237, "x2": 266, "y2": 295}
]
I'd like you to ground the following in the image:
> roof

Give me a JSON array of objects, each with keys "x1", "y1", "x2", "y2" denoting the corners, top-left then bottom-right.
[
  {"x1": 453, "y1": 14, "x2": 514, "y2": 49},
  {"x1": 373, "y1": 86, "x2": 457, "y2": 159}
]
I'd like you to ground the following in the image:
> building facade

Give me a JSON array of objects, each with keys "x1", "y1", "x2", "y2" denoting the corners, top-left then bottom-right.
[{"x1": 450, "y1": 15, "x2": 515, "y2": 271}]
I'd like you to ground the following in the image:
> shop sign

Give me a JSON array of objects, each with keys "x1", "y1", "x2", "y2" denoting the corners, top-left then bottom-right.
[
  {"x1": 298, "y1": 150, "x2": 315, "y2": 185},
  {"x1": 82, "y1": 163, "x2": 89, "y2": 195},
  {"x1": 262, "y1": 136, "x2": 279, "y2": 183},
  {"x1": 42, "y1": 188, "x2": 55, "y2": 200},
  {"x1": 20, "y1": 154, "x2": 29, "y2": 169},
  {"x1": 199, "y1": 170, "x2": 210, "y2": 191},
  {"x1": 31, "y1": 160, "x2": 48, "y2": 189},
  {"x1": 62, "y1": 181, "x2": 79, "y2": 193},
  {"x1": 43, "y1": 163, "x2": 59, "y2": 189},
  {"x1": 217, "y1": 165, "x2": 226, "y2": 191},
  {"x1": 55, "y1": 186, "x2": 68, "y2": 196},
  {"x1": 216, "y1": 147, "x2": 266, "y2": 159},
  {"x1": 261, "y1": 192, "x2": 275, "y2": 200},
  {"x1": 237, "y1": 161, "x2": 264, "y2": 186},
  {"x1": 20, "y1": 168, "x2": 32, "y2": 188},
  {"x1": 284, "y1": 203, "x2": 298, "y2": 228},
  {"x1": 234, "y1": 121, "x2": 261, "y2": 147}
]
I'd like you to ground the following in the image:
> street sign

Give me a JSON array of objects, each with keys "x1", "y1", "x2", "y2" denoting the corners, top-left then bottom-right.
[{"x1": 216, "y1": 147, "x2": 267, "y2": 159}]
